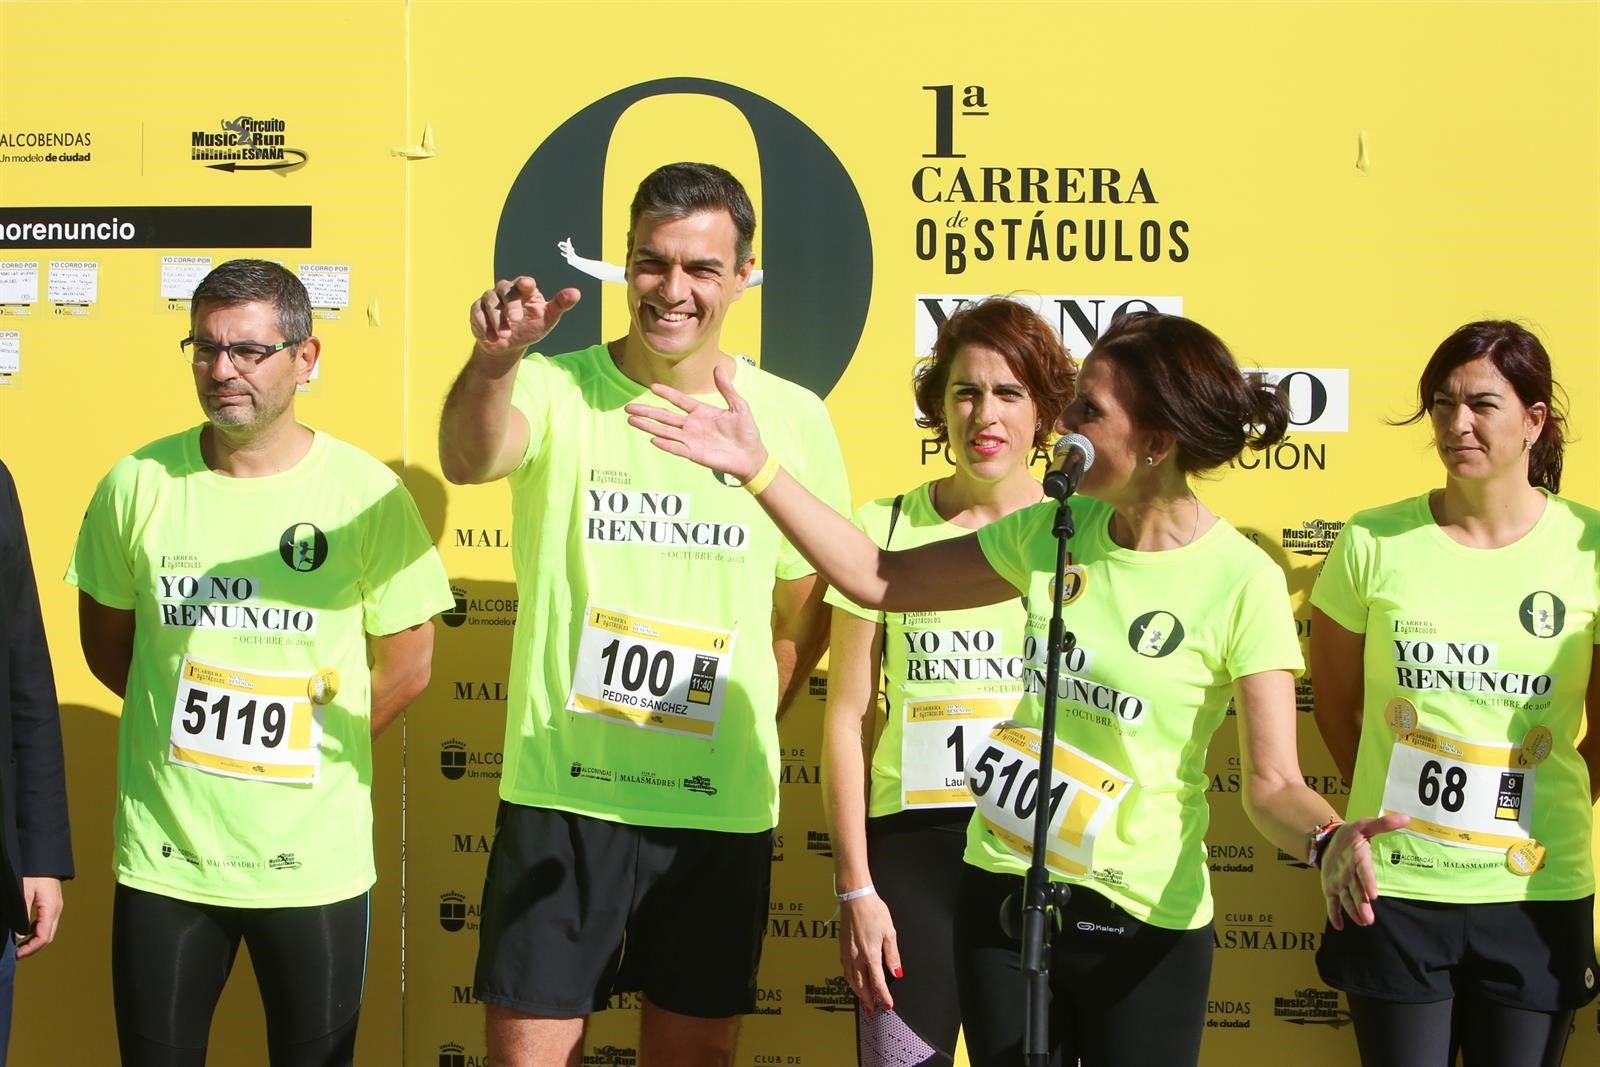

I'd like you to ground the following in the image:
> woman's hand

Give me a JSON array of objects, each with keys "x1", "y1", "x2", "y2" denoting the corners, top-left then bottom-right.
[
  {"x1": 1321, "y1": 812, "x2": 1410, "y2": 929},
  {"x1": 625, "y1": 363, "x2": 768, "y2": 484},
  {"x1": 839, "y1": 891, "x2": 902, "y2": 1013}
]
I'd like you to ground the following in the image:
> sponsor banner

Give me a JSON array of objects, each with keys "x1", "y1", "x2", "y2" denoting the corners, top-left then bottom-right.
[
  {"x1": 188, "y1": 114, "x2": 308, "y2": 171},
  {"x1": 0, "y1": 128, "x2": 94, "y2": 165},
  {"x1": 438, "y1": 582, "x2": 518, "y2": 629},
  {"x1": 4, "y1": 4, "x2": 1596, "y2": 1067}
]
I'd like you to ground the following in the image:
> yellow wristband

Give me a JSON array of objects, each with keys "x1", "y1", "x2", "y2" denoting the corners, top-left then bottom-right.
[{"x1": 743, "y1": 453, "x2": 780, "y2": 495}]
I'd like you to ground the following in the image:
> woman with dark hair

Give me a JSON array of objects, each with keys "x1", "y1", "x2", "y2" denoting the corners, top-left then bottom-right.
[
  {"x1": 824, "y1": 298, "x2": 1075, "y2": 1067},
  {"x1": 627, "y1": 311, "x2": 1354, "y2": 1067},
  {"x1": 1310, "y1": 320, "x2": 1600, "y2": 1067}
]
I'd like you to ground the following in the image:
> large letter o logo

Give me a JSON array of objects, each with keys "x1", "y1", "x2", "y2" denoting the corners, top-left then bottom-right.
[{"x1": 495, "y1": 77, "x2": 873, "y2": 398}]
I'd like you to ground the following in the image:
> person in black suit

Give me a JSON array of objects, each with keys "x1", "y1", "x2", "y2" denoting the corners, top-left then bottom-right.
[{"x1": 0, "y1": 459, "x2": 74, "y2": 1064}]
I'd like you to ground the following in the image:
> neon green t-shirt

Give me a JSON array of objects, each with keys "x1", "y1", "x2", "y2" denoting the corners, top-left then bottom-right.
[
  {"x1": 967, "y1": 495, "x2": 1304, "y2": 929},
  {"x1": 502, "y1": 345, "x2": 850, "y2": 831},
  {"x1": 825, "y1": 482, "x2": 1029, "y2": 817},
  {"x1": 67, "y1": 427, "x2": 453, "y2": 907},
  {"x1": 1311, "y1": 491, "x2": 1599, "y2": 903}
]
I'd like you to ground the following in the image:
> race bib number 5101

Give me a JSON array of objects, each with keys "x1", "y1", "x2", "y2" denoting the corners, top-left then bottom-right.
[
  {"x1": 568, "y1": 605, "x2": 735, "y2": 740},
  {"x1": 967, "y1": 722, "x2": 1131, "y2": 878},
  {"x1": 169, "y1": 657, "x2": 326, "y2": 783}
]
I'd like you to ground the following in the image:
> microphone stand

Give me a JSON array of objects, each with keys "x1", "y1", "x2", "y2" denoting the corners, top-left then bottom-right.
[{"x1": 1021, "y1": 491, "x2": 1076, "y2": 1066}]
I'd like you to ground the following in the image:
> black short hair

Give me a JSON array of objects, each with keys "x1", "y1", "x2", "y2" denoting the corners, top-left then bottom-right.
[{"x1": 628, "y1": 163, "x2": 756, "y2": 264}]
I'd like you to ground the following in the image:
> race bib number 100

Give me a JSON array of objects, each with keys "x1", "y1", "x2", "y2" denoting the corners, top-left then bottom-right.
[
  {"x1": 967, "y1": 722, "x2": 1131, "y2": 878},
  {"x1": 169, "y1": 657, "x2": 326, "y2": 783},
  {"x1": 568, "y1": 605, "x2": 735, "y2": 741}
]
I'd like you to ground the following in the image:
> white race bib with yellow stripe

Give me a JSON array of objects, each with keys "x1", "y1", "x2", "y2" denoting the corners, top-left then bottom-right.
[
  {"x1": 967, "y1": 722, "x2": 1132, "y2": 877},
  {"x1": 1381, "y1": 727, "x2": 1537, "y2": 852},
  {"x1": 901, "y1": 693, "x2": 1019, "y2": 809},
  {"x1": 567, "y1": 604, "x2": 735, "y2": 741},
  {"x1": 168, "y1": 656, "x2": 325, "y2": 783}
]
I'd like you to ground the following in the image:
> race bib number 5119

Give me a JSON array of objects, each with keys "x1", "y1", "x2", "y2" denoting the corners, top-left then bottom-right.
[{"x1": 169, "y1": 657, "x2": 325, "y2": 783}]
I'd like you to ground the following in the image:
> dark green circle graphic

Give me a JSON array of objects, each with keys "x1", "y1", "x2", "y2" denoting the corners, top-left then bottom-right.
[
  {"x1": 1127, "y1": 610, "x2": 1184, "y2": 657},
  {"x1": 1518, "y1": 591, "x2": 1565, "y2": 638},
  {"x1": 495, "y1": 77, "x2": 873, "y2": 399},
  {"x1": 278, "y1": 522, "x2": 327, "y2": 572}
]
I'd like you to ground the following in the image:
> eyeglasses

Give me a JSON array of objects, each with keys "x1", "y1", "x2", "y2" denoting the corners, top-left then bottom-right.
[{"x1": 179, "y1": 337, "x2": 301, "y2": 371}]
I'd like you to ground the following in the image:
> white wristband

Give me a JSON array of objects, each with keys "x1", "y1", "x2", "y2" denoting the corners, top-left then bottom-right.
[{"x1": 836, "y1": 884, "x2": 877, "y2": 903}]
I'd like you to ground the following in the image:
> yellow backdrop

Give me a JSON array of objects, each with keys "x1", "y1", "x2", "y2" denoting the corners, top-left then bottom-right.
[{"x1": 1, "y1": 2, "x2": 1595, "y2": 1064}]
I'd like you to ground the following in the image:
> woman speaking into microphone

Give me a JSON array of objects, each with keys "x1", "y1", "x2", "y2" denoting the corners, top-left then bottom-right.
[
  {"x1": 823, "y1": 298, "x2": 1075, "y2": 1067},
  {"x1": 1310, "y1": 321, "x2": 1600, "y2": 1067},
  {"x1": 627, "y1": 311, "x2": 1365, "y2": 1067}
]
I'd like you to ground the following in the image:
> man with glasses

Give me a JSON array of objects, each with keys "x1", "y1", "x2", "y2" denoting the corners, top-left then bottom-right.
[{"x1": 68, "y1": 258, "x2": 452, "y2": 1066}]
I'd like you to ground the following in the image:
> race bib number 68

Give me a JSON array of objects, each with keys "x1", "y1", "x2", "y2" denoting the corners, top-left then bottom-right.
[{"x1": 1381, "y1": 727, "x2": 1536, "y2": 851}]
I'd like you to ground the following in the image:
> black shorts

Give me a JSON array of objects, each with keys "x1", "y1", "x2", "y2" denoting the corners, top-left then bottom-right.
[
  {"x1": 473, "y1": 802, "x2": 773, "y2": 1019},
  {"x1": 1317, "y1": 895, "x2": 1599, "y2": 1011}
]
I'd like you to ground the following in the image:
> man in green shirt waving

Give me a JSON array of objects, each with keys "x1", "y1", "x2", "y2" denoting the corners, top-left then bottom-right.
[{"x1": 440, "y1": 163, "x2": 849, "y2": 1067}]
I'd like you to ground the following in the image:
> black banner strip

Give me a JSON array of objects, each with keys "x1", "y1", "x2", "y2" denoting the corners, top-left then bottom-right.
[{"x1": 0, "y1": 206, "x2": 312, "y2": 249}]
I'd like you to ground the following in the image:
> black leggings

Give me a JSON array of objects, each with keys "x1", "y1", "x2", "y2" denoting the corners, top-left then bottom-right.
[
  {"x1": 954, "y1": 865, "x2": 1213, "y2": 1067},
  {"x1": 112, "y1": 883, "x2": 369, "y2": 1067},
  {"x1": 1348, "y1": 994, "x2": 1575, "y2": 1067},
  {"x1": 856, "y1": 810, "x2": 968, "y2": 1067}
]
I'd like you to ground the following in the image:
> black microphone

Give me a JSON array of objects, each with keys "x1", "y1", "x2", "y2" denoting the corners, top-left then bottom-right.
[{"x1": 1042, "y1": 433, "x2": 1094, "y2": 500}]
